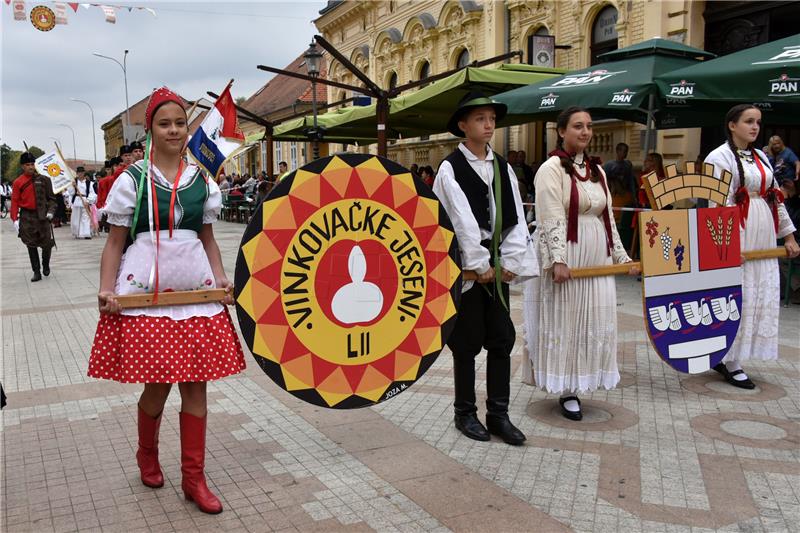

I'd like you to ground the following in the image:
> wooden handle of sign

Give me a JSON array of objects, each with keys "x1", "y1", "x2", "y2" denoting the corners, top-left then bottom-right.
[
  {"x1": 570, "y1": 262, "x2": 641, "y2": 278},
  {"x1": 462, "y1": 262, "x2": 641, "y2": 281},
  {"x1": 115, "y1": 289, "x2": 228, "y2": 309},
  {"x1": 743, "y1": 247, "x2": 788, "y2": 260}
]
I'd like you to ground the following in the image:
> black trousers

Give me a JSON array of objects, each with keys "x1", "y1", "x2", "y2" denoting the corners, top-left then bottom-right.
[{"x1": 447, "y1": 283, "x2": 515, "y2": 417}]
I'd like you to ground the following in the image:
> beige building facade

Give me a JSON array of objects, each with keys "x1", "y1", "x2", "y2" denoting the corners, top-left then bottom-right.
[{"x1": 315, "y1": 0, "x2": 707, "y2": 169}]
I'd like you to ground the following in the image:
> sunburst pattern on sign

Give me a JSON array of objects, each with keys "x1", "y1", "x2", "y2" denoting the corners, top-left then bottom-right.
[{"x1": 234, "y1": 154, "x2": 462, "y2": 408}]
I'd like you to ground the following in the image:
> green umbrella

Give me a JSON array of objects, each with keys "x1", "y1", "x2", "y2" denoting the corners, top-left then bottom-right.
[
  {"x1": 271, "y1": 64, "x2": 562, "y2": 142},
  {"x1": 495, "y1": 38, "x2": 714, "y2": 128},
  {"x1": 655, "y1": 34, "x2": 800, "y2": 127}
]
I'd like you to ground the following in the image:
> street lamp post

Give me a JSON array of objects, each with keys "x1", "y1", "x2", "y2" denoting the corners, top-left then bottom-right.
[
  {"x1": 93, "y1": 49, "x2": 130, "y2": 142},
  {"x1": 58, "y1": 123, "x2": 77, "y2": 161},
  {"x1": 304, "y1": 41, "x2": 323, "y2": 160},
  {"x1": 71, "y1": 98, "x2": 97, "y2": 165}
]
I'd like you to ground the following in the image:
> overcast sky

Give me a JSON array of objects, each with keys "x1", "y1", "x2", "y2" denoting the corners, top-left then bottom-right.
[{"x1": 1, "y1": 0, "x2": 326, "y2": 161}]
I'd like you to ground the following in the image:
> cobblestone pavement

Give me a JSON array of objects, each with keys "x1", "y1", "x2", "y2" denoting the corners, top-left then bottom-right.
[{"x1": 2, "y1": 220, "x2": 799, "y2": 532}]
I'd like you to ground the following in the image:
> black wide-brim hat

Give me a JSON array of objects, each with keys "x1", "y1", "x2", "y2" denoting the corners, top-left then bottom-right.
[
  {"x1": 20, "y1": 152, "x2": 36, "y2": 164},
  {"x1": 446, "y1": 91, "x2": 507, "y2": 138}
]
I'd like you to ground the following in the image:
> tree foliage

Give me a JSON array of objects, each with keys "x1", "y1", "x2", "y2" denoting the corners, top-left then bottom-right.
[{"x1": 1, "y1": 144, "x2": 45, "y2": 182}]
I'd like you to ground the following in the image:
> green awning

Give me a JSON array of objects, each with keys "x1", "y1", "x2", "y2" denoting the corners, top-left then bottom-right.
[
  {"x1": 271, "y1": 64, "x2": 564, "y2": 142},
  {"x1": 494, "y1": 38, "x2": 713, "y2": 128},
  {"x1": 654, "y1": 34, "x2": 800, "y2": 127}
]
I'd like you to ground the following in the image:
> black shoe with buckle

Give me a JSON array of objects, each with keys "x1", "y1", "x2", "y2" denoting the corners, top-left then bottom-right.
[
  {"x1": 454, "y1": 413, "x2": 490, "y2": 441},
  {"x1": 713, "y1": 363, "x2": 755, "y2": 389},
  {"x1": 725, "y1": 369, "x2": 756, "y2": 389},
  {"x1": 559, "y1": 396, "x2": 582, "y2": 421},
  {"x1": 486, "y1": 415, "x2": 526, "y2": 445}
]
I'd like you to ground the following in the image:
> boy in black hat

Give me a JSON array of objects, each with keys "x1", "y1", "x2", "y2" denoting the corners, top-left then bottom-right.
[
  {"x1": 10, "y1": 152, "x2": 57, "y2": 281},
  {"x1": 433, "y1": 92, "x2": 538, "y2": 445}
]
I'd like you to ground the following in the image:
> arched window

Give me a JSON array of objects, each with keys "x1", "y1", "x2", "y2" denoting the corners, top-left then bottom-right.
[
  {"x1": 456, "y1": 49, "x2": 470, "y2": 69},
  {"x1": 591, "y1": 6, "x2": 618, "y2": 65},
  {"x1": 418, "y1": 61, "x2": 430, "y2": 81},
  {"x1": 388, "y1": 71, "x2": 398, "y2": 90}
]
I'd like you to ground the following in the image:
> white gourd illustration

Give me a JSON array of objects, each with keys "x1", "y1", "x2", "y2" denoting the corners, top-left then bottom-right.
[{"x1": 331, "y1": 245, "x2": 384, "y2": 324}]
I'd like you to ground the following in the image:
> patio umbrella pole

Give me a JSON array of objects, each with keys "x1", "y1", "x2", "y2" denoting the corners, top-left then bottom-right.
[{"x1": 643, "y1": 93, "x2": 655, "y2": 156}]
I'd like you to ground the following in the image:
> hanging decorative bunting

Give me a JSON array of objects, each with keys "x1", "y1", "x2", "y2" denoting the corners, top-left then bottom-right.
[
  {"x1": 30, "y1": 4, "x2": 56, "y2": 31},
  {"x1": 2, "y1": 1, "x2": 156, "y2": 24},
  {"x1": 101, "y1": 4, "x2": 115, "y2": 23},
  {"x1": 12, "y1": 0, "x2": 26, "y2": 20},
  {"x1": 53, "y1": 2, "x2": 68, "y2": 24}
]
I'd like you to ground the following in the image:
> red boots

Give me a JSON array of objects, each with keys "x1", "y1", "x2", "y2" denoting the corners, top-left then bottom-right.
[
  {"x1": 136, "y1": 406, "x2": 164, "y2": 488},
  {"x1": 179, "y1": 412, "x2": 223, "y2": 514},
  {"x1": 136, "y1": 407, "x2": 222, "y2": 514}
]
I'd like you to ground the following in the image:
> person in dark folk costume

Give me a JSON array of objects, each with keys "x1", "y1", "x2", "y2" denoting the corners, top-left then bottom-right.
[
  {"x1": 10, "y1": 151, "x2": 56, "y2": 282},
  {"x1": 433, "y1": 92, "x2": 538, "y2": 445}
]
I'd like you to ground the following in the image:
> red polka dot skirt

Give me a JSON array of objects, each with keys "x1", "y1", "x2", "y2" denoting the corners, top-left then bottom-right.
[{"x1": 88, "y1": 309, "x2": 246, "y2": 383}]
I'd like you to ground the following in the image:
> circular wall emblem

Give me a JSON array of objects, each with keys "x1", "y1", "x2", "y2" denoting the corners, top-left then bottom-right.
[
  {"x1": 235, "y1": 154, "x2": 462, "y2": 409},
  {"x1": 30, "y1": 5, "x2": 56, "y2": 32}
]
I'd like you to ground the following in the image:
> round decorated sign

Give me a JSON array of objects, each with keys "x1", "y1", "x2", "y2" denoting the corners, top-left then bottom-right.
[
  {"x1": 234, "y1": 154, "x2": 462, "y2": 408},
  {"x1": 30, "y1": 5, "x2": 56, "y2": 32}
]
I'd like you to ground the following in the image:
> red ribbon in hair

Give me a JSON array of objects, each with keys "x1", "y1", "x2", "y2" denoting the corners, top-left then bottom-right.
[{"x1": 549, "y1": 150, "x2": 613, "y2": 255}]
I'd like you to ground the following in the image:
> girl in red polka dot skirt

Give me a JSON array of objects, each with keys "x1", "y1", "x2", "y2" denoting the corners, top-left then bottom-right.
[{"x1": 88, "y1": 86, "x2": 245, "y2": 515}]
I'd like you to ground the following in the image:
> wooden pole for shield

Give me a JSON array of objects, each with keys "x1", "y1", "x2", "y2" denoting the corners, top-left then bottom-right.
[{"x1": 112, "y1": 247, "x2": 788, "y2": 308}]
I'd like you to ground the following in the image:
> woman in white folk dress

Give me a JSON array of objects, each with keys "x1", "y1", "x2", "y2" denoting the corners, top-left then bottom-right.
[
  {"x1": 523, "y1": 106, "x2": 638, "y2": 421},
  {"x1": 67, "y1": 168, "x2": 96, "y2": 239},
  {"x1": 705, "y1": 104, "x2": 798, "y2": 389}
]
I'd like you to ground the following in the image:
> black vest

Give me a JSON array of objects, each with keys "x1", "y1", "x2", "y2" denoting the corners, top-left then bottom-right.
[
  {"x1": 71, "y1": 179, "x2": 91, "y2": 205},
  {"x1": 443, "y1": 148, "x2": 518, "y2": 235}
]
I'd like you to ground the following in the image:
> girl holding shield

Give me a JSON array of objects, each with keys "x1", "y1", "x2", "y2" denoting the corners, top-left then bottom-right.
[
  {"x1": 87, "y1": 87, "x2": 246, "y2": 514},
  {"x1": 523, "y1": 107, "x2": 639, "y2": 420},
  {"x1": 705, "y1": 104, "x2": 799, "y2": 388}
]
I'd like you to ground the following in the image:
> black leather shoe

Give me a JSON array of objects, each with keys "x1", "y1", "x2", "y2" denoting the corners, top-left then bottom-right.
[
  {"x1": 42, "y1": 266, "x2": 50, "y2": 276},
  {"x1": 454, "y1": 414, "x2": 490, "y2": 441},
  {"x1": 725, "y1": 369, "x2": 756, "y2": 389},
  {"x1": 559, "y1": 396, "x2": 582, "y2": 421},
  {"x1": 31, "y1": 271, "x2": 42, "y2": 282},
  {"x1": 712, "y1": 363, "x2": 729, "y2": 377},
  {"x1": 713, "y1": 363, "x2": 755, "y2": 389},
  {"x1": 486, "y1": 415, "x2": 526, "y2": 445}
]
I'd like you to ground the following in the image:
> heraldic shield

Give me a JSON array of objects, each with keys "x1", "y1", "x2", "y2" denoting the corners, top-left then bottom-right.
[
  {"x1": 234, "y1": 154, "x2": 463, "y2": 409},
  {"x1": 639, "y1": 163, "x2": 742, "y2": 374}
]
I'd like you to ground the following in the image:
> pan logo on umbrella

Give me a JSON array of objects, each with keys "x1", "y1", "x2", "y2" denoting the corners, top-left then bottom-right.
[
  {"x1": 759, "y1": 46, "x2": 800, "y2": 65},
  {"x1": 539, "y1": 92, "x2": 559, "y2": 109},
  {"x1": 668, "y1": 79, "x2": 696, "y2": 98},
  {"x1": 545, "y1": 69, "x2": 625, "y2": 89},
  {"x1": 609, "y1": 88, "x2": 637, "y2": 106},
  {"x1": 769, "y1": 73, "x2": 799, "y2": 97}
]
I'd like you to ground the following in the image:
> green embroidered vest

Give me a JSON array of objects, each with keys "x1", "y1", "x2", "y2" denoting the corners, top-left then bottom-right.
[{"x1": 127, "y1": 163, "x2": 208, "y2": 237}]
